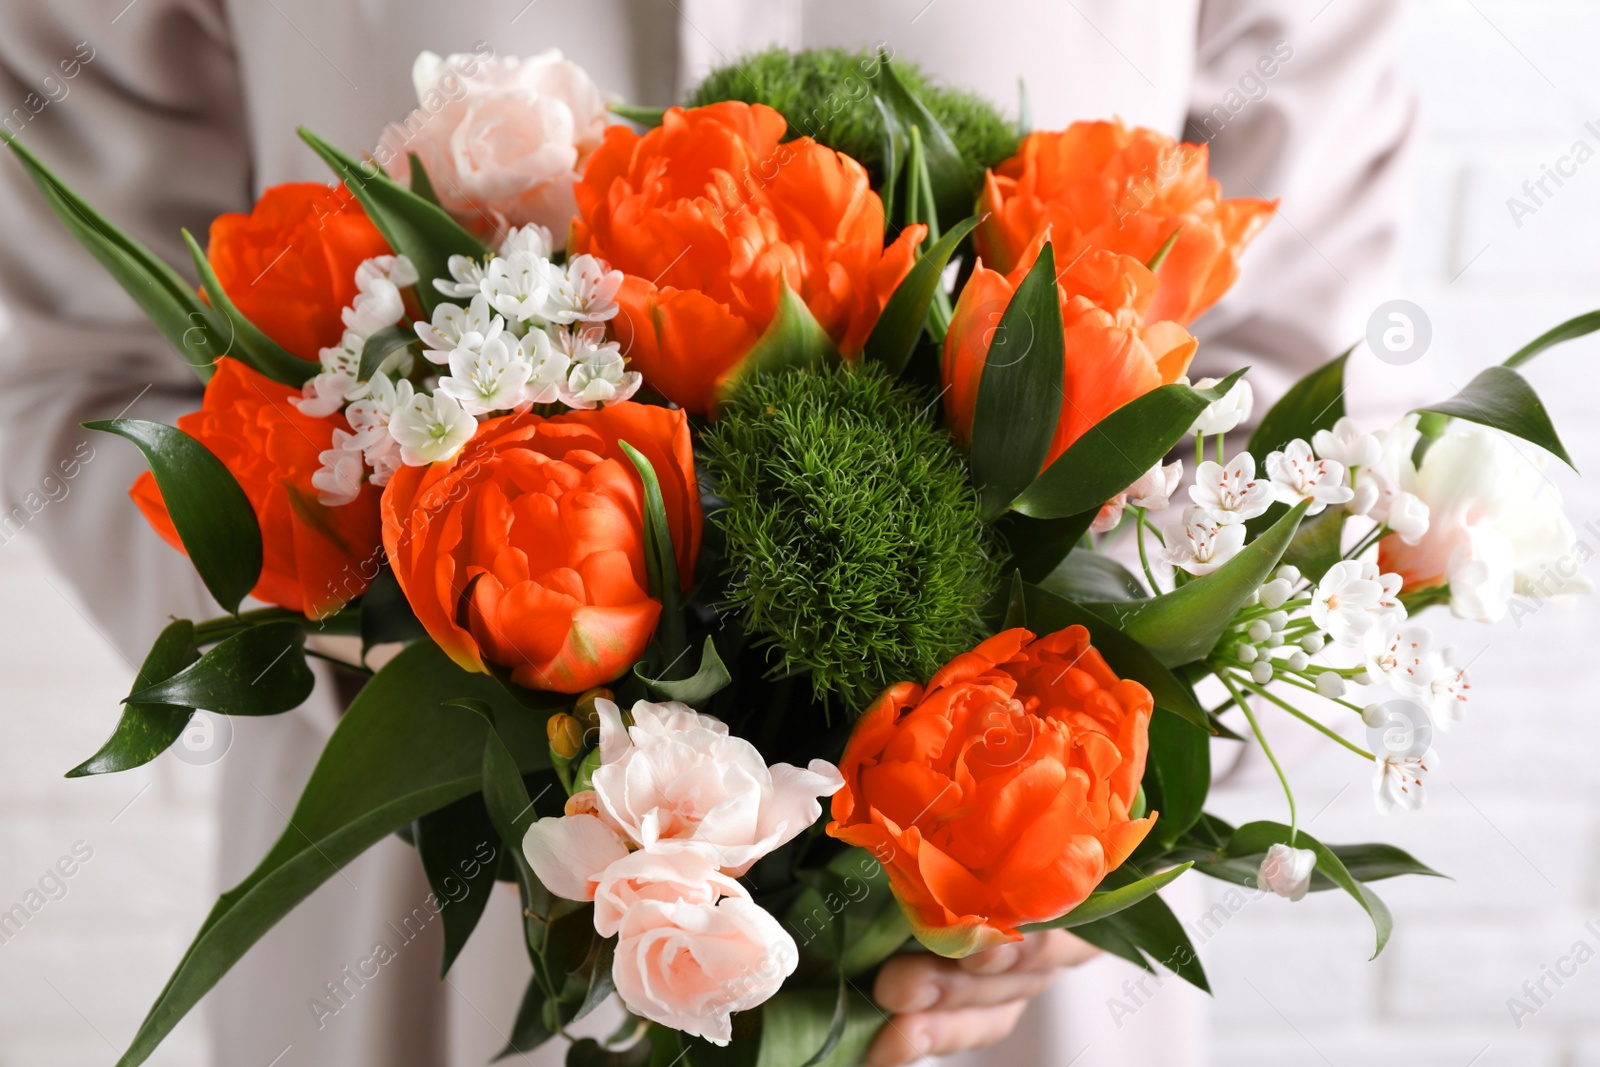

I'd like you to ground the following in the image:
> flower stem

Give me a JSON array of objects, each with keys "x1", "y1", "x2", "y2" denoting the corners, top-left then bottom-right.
[
  {"x1": 1219, "y1": 670, "x2": 1298, "y2": 838},
  {"x1": 1232, "y1": 672, "x2": 1375, "y2": 759},
  {"x1": 1135, "y1": 506, "x2": 1162, "y2": 593}
]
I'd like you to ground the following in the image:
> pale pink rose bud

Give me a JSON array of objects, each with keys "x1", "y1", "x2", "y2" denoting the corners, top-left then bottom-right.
[
  {"x1": 1257, "y1": 842, "x2": 1316, "y2": 901},
  {"x1": 612, "y1": 896, "x2": 798, "y2": 1045}
]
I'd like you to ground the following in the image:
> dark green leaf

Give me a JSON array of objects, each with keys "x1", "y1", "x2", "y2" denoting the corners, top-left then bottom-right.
[
  {"x1": 67, "y1": 620, "x2": 200, "y2": 777},
  {"x1": 871, "y1": 94, "x2": 907, "y2": 225},
  {"x1": 407, "y1": 152, "x2": 440, "y2": 205},
  {"x1": 1040, "y1": 551, "x2": 1148, "y2": 602},
  {"x1": 1086, "y1": 890, "x2": 1209, "y2": 992},
  {"x1": 414, "y1": 794, "x2": 501, "y2": 977},
  {"x1": 113, "y1": 641, "x2": 552, "y2": 1067},
  {"x1": 569, "y1": 937, "x2": 618, "y2": 1024},
  {"x1": 567, "y1": 1035, "x2": 653, "y2": 1067},
  {"x1": 1146, "y1": 227, "x2": 1181, "y2": 272},
  {"x1": 759, "y1": 988, "x2": 887, "y2": 1067},
  {"x1": 500, "y1": 975, "x2": 553, "y2": 1060},
  {"x1": 297, "y1": 127, "x2": 489, "y2": 315},
  {"x1": 358, "y1": 324, "x2": 418, "y2": 383},
  {"x1": 85, "y1": 419, "x2": 262, "y2": 614},
  {"x1": 635, "y1": 636, "x2": 730, "y2": 704},
  {"x1": 1144, "y1": 707, "x2": 1211, "y2": 847},
  {"x1": 1323, "y1": 842, "x2": 1447, "y2": 886},
  {"x1": 126, "y1": 621, "x2": 312, "y2": 716},
  {"x1": 359, "y1": 567, "x2": 429, "y2": 656},
  {"x1": 4, "y1": 133, "x2": 222, "y2": 380},
  {"x1": 1069, "y1": 916, "x2": 1151, "y2": 971},
  {"x1": 1280, "y1": 504, "x2": 1346, "y2": 583},
  {"x1": 871, "y1": 59, "x2": 974, "y2": 229},
  {"x1": 968, "y1": 241, "x2": 1065, "y2": 520},
  {"x1": 1022, "y1": 863, "x2": 1193, "y2": 931},
  {"x1": 997, "y1": 509, "x2": 1096, "y2": 583},
  {"x1": 1021, "y1": 584, "x2": 1209, "y2": 732},
  {"x1": 181, "y1": 230, "x2": 315, "y2": 386},
  {"x1": 608, "y1": 104, "x2": 666, "y2": 128},
  {"x1": 1011, "y1": 371, "x2": 1247, "y2": 520},
  {"x1": 800, "y1": 978, "x2": 849, "y2": 1067},
  {"x1": 1226, "y1": 821, "x2": 1394, "y2": 957},
  {"x1": 714, "y1": 283, "x2": 841, "y2": 407},
  {"x1": 1001, "y1": 570, "x2": 1029, "y2": 630},
  {"x1": 863, "y1": 216, "x2": 979, "y2": 373},
  {"x1": 619, "y1": 440, "x2": 685, "y2": 664},
  {"x1": 1505, "y1": 308, "x2": 1600, "y2": 369},
  {"x1": 1248, "y1": 349, "x2": 1349, "y2": 457},
  {"x1": 1084, "y1": 501, "x2": 1309, "y2": 668},
  {"x1": 1415, "y1": 365, "x2": 1574, "y2": 469}
]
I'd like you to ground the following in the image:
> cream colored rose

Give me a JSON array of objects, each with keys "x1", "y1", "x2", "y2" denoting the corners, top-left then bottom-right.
[
  {"x1": 612, "y1": 894, "x2": 798, "y2": 1045},
  {"x1": 380, "y1": 50, "x2": 607, "y2": 248}
]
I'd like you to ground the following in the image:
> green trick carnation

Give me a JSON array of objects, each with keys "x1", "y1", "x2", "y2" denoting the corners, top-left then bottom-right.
[
  {"x1": 703, "y1": 362, "x2": 1001, "y2": 709},
  {"x1": 686, "y1": 47, "x2": 1020, "y2": 185}
]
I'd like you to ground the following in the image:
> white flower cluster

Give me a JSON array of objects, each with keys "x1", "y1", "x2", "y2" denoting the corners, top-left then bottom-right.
[{"x1": 297, "y1": 225, "x2": 641, "y2": 507}]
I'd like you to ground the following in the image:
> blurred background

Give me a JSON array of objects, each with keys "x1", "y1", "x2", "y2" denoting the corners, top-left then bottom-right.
[{"x1": 3, "y1": 1, "x2": 1599, "y2": 1064}]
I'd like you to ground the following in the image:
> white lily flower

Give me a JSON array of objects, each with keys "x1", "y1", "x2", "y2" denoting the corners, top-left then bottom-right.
[
  {"x1": 294, "y1": 370, "x2": 355, "y2": 417},
  {"x1": 342, "y1": 277, "x2": 406, "y2": 336},
  {"x1": 434, "y1": 254, "x2": 489, "y2": 299},
  {"x1": 1374, "y1": 748, "x2": 1436, "y2": 814},
  {"x1": 482, "y1": 253, "x2": 552, "y2": 322},
  {"x1": 354, "y1": 254, "x2": 419, "y2": 291},
  {"x1": 1130, "y1": 460, "x2": 1183, "y2": 510},
  {"x1": 414, "y1": 295, "x2": 505, "y2": 364},
  {"x1": 1089, "y1": 460, "x2": 1181, "y2": 534},
  {"x1": 556, "y1": 326, "x2": 639, "y2": 408},
  {"x1": 1163, "y1": 505, "x2": 1247, "y2": 576},
  {"x1": 1355, "y1": 415, "x2": 1431, "y2": 542},
  {"x1": 1311, "y1": 416, "x2": 1381, "y2": 470},
  {"x1": 1363, "y1": 623, "x2": 1434, "y2": 697},
  {"x1": 346, "y1": 374, "x2": 415, "y2": 486},
  {"x1": 540, "y1": 254, "x2": 624, "y2": 325},
  {"x1": 311, "y1": 429, "x2": 367, "y2": 507},
  {"x1": 499, "y1": 223, "x2": 555, "y2": 261},
  {"x1": 437, "y1": 333, "x2": 535, "y2": 416},
  {"x1": 389, "y1": 389, "x2": 477, "y2": 465},
  {"x1": 1266, "y1": 439, "x2": 1354, "y2": 515},
  {"x1": 518, "y1": 327, "x2": 572, "y2": 405},
  {"x1": 1427, "y1": 648, "x2": 1472, "y2": 728},
  {"x1": 1187, "y1": 377, "x2": 1253, "y2": 436},
  {"x1": 1310, "y1": 559, "x2": 1384, "y2": 646},
  {"x1": 1256, "y1": 843, "x2": 1316, "y2": 901},
  {"x1": 1189, "y1": 453, "x2": 1273, "y2": 525},
  {"x1": 1362, "y1": 562, "x2": 1407, "y2": 622}
]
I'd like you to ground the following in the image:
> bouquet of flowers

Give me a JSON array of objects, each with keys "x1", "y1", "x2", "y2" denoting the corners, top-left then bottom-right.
[{"x1": 8, "y1": 44, "x2": 1592, "y2": 1067}]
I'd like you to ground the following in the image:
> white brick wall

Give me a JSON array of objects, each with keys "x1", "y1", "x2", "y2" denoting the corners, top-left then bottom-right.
[{"x1": 5, "y1": 2, "x2": 1600, "y2": 1065}]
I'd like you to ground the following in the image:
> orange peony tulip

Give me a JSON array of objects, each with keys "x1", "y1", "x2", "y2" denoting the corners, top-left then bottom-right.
[
  {"x1": 943, "y1": 233, "x2": 1197, "y2": 472},
  {"x1": 977, "y1": 122, "x2": 1275, "y2": 326},
  {"x1": 207, "y1": 183, "x2": 393, "y2": 362},
  {"x1": 130, "y1": 357, "x2": 384, "y2": 617},
  {"x1": 381, "y1": 402, "x2": 701, "y2": 694},
  {"x1": 569, "y1": 102, "x2": 924, "y2": 413},
  {"x1": 827, "y1": 626, "x2": 1155, "y2": 957}
]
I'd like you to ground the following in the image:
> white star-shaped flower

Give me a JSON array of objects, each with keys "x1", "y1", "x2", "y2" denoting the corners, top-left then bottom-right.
[
  {"x1": 1311, "y1": 416, "x2": 1381, "y2": 470},
  {"x1": 540, "y1": 254, "x2": 624, "y2": 325},
  {"x1": 1189, "y1": 453, "x2": 1273, "y2": 524},
  {"x1": 1363, "y1": 623, "x2": 1434, "y2": 697},
  {"x1": 1187, "y1": 377, "x2": 1254, "y2": 436},
  {"x1": 414, "y1": 294, "x2": 504, "y2": 365},
  {"x1": 1310, "y1": 559, "x2": 1384, "y2": 646},
  {"x1": 434, "y1": 254, "x2": 489, "y2": 300},
  {"x1": 1163, "y1": 505, "x2": 1247, "y2": 576},
  {"x1": 1374, "y1": 748, "x2": 1436, "y2": 814},
  {"x1": 389, "y1": 389, "x2": 477, "y2": 465},
  {"x1": 482, "y1": 253, "x2": 552, "y2": 322},
  {"x1": 1266, "y1": 439, "x2": 1354, "y2": 515},
  {"x1": 436, "y1": 333, "x2": 534, "y2": 416}
]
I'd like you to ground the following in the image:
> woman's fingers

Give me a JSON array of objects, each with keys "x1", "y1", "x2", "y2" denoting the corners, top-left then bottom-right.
[
  {"x1": 873, "y1": 929, "x2": 1098, "y2": 1013},
  {"x1": 864, "y1": 1000, "x2": 1031, "y2": 1066}
]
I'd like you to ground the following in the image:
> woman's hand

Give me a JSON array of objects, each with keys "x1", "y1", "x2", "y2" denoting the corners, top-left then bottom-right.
[{"x1": 865, "y1": 929, "x2": 1099, "y2": 1065}]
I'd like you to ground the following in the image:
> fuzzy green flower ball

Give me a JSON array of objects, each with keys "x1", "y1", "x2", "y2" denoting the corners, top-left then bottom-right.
[
  {"x1": 686, "y1": 47, "x2": 1020, "y2": 186},
  {"x1": 703, "y1": 362, "x2": 1001, "y2": 709}
]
